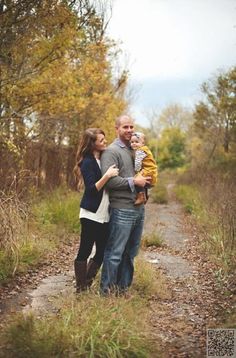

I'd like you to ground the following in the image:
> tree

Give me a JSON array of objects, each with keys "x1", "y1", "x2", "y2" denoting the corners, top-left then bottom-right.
[
  {"x1": 193, "y1": 67, "x2": 236, "y2": 157},
  {"x1": 146, "y1": 104, "x2": 193, "y2": 137},
  {"x1": 157, "y1": 128, "x2": 186, "y2": 170},
  {"x1": 0, "y1": 0, "x2": 128, "y2": 190}
]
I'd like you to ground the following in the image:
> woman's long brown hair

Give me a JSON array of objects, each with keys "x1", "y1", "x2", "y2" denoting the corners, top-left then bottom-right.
[{"x1": 73, "y1": 128, "x2": 105, "y2": 191}]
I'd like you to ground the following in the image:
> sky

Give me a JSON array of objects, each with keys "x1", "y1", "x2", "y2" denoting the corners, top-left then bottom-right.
[{"x1": 107, "y1": 0, "x2": 236, "y2": 127}]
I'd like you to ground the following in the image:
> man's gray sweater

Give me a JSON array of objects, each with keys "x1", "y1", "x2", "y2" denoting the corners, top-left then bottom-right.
[{"x1": 101, "y1": 138, "x2": 137, "y2": 209}]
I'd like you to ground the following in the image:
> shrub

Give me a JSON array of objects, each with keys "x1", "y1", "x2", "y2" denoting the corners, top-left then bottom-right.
[
  {"x1": 150, "y1": 183, "x2": 168, "y2": 204},
  {"x1": 33, "y1": 188, "x2": 81, "y2": 234},
  {"x1": 142, "y1": 232, "x2": 164, "y2": 248}
]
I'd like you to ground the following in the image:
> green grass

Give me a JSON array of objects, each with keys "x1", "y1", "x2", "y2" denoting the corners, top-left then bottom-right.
[
  {"x1": 33, "y1": 188, "x2": 81, "y2": 234},
  {"x1": 133, "y1": 257, "x2": 169, "y2": 300},
  {"x1": 142, "y1": 232, "x2": 164, "y2": 248},
  {"x1": 0, "y1": 251, "x2": 15, "y2": 282},
  {"x1": 174, "y1": 184, "x2": 202, "y2": 214},
  {"x1": 0, "y1": 258, "x2": 165, "y2": 357},
  {"x1": 0, "y1": 235, "x2": 55, "y2": 283},
  {"x1": 150, "y1": 183, "x2": 168, "y2": 204},
  {"x1": 18, "y1": 237, "x2": 55, "y2": 269},
  {"x1": 1, "y1": 299, "x2": 153, "y2": 358},
  {"x1": 0, "y1": 188, "x2": 81, "y2": 283}
]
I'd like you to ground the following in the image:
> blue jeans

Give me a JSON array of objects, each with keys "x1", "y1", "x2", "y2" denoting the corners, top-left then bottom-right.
[{"x1": 100, "y1": 207, "x2": 145, "y2": 294}]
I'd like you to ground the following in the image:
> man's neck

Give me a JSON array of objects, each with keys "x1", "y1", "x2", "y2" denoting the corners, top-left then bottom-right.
[{"x1": 117, "y1": 137, "x2": 129, "y2": 147}]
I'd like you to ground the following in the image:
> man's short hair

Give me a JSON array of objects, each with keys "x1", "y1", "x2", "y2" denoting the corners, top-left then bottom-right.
[{"x1": 115, "y1": 114, "x2": 133, "y2": 127}]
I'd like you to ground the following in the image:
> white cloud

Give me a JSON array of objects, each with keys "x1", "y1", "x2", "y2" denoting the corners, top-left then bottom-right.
[
  {"x1": 108, "y1": 0, "x2": 236, "y2": 127},
  {"x1": 108, "y1": 0, "x2": 236, "y2": 80}
]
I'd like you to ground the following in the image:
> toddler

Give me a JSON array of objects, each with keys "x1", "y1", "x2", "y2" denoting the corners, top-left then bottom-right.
[{"x1": 130, "y1": 132, "x2": 158, "y2": 205}]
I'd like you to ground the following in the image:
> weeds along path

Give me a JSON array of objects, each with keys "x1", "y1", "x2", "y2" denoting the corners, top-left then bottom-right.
[
  {"x1": 0, "y1": 184, "x2": 234, "y2": 358},
  {"x1": 143, "y1": 183, "x2": 233, "y2": 357},
  {"x1": 0, "y1": 238, "x2": 77, "y2": 320}
]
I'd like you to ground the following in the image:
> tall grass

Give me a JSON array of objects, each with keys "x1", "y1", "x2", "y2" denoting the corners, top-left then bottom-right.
[
  {"x1": 0, "y1": 298, "x2": 155, "y2": 358},
  {"x1": 0, "y1": 258, "x2": 165, "y2": 357},
  {"x1": 150, "y1": 183, "x2": 168, "y2": 204},
  {"x1": 134, "y1": 256, "x2": 170, "y2": 300},
  {"x1": 0, "y1": 192, "x2": 29, "y2": 279},
  {"x1": 33, "y1": 188, "x2": 81, "y2": 234},
  {"x1": 0, "y1": 188, "x2": 81, "y2": 282},
  {"x1": 175, "y1": 167, "x2": 236, "y2": 273},
  {"x1": 174, "y1": 185, "x2": 202, "y2": 215}
]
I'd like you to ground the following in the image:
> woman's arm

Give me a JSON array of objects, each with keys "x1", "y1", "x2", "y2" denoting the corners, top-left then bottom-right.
[
  {"x1": 95, "y1": 164, "x2": 119, "y2": 191},
  {"x1": 80, "y1": 159, "x2": 118, "y2": 194}
]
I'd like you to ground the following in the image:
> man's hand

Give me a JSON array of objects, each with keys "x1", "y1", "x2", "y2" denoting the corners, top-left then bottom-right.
[{"x1": 134, "y1": 175, "x2": 151, "y2": 187}]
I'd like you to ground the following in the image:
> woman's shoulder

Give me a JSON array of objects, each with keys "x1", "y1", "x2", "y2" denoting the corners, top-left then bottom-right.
[{"x1": 80, "y1": 155, "x2": 95, "y2": 167}]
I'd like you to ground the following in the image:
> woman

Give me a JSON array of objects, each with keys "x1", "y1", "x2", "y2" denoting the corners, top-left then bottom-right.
[{"x1": 73, "y1": 128, "x2": 118, "y2": 292}]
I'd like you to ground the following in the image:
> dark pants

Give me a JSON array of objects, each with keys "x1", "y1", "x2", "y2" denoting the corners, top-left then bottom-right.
[{"x1": 76, "y1": 218, "x2": 109, "y2": 266}]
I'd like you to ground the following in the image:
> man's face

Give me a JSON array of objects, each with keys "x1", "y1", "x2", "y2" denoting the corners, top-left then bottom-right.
[{"x1": 116, "y1": 116, "x2": 134, "y2": 143}]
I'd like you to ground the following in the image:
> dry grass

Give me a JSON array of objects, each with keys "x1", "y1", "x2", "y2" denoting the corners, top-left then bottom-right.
[
  {"x1": 141, "y1": 231, "x2": 164, "y2": 249},
  {"x1": 0, "y1": 192, "x2": 29, "y2": 276},
  {"x1": 176, "y1": 167, "x2": 236, "y2": 273},
  {"x1": 134, "y1": 256, "x2": 170, "y2": 300},
  {"x1": 0, "y1": 188, "x2": 81, "y2": 282},
  {"x1": 150, "y1": 183, "x2": 168, "y2": 204},
  {"x1": 0, "y1": 258, "x2": 164, "y2": 357}
]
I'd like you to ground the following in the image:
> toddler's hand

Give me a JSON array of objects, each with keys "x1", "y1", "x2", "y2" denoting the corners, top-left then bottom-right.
[{"x1": 105, "y1": 164, "x2": 119, "y2": 178}]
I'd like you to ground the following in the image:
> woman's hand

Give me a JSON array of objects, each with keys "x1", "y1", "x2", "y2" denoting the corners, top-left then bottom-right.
[
  {"x1": 105, "y1": 164, "x2": 119, "y2": 178},
  {"x1": 95, "y1": 165, "x2": 119, "y2": 191}
]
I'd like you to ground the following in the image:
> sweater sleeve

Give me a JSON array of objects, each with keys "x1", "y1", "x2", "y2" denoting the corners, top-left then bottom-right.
[
  {"x1": 101, "y1": 149, "x2": 130, "y2": 191},
  {"x1": 80, "y1": 159, "x2": 99, "y2": 195}
]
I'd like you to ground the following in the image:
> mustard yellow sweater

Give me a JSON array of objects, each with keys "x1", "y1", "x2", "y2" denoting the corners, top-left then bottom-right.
[{"x1": 134, "y1": 145, "x2": 158, "y2": 185}]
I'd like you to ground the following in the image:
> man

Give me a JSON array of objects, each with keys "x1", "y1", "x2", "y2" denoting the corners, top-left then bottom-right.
[{"x1": 100, "y1": 114, "x2": 151, "y2": 294}]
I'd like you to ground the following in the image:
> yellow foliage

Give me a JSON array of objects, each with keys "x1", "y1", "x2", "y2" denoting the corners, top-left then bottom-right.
[{"x1": 0, "y1": 0, "x2": 128, "y2": 188}]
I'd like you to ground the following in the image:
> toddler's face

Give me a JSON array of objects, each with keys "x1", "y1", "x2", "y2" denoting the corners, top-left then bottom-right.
[{"x1": 130, "y1": 136, "x2": 142, "y2": 150}]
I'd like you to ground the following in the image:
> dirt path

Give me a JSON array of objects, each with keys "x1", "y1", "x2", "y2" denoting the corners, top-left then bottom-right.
[
  {"x1": 0, "y1": 240, "x2": 76, "y2": 319},
  {"x1": 143, "y1": 184, "x2": 234, "y2": 357},
  {"x1": 0, "y1": 184, "x2": 234, "y2": 357}
]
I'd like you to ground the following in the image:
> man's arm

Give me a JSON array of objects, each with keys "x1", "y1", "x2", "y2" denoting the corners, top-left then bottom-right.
[
  {"x1": 101, "y1": 148, "x2": 151, "y2": 191},
  {"x1": 101, "y1": 150, "x2": 130, "y2": 190}
]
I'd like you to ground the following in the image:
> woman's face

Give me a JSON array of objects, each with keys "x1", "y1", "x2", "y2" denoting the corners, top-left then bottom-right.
[{"x1": 94, "y1": 133, "x2": 107, "y2": 152}]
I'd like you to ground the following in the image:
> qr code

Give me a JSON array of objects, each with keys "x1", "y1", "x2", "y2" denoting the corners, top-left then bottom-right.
[{"x1": 207, "y1": 329, "x2": 236, "y2": 357}]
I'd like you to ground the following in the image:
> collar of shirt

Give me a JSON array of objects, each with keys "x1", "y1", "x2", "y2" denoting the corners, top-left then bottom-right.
[{"x1": 115, "y1": 138, "x2": 132, "y2": 149}]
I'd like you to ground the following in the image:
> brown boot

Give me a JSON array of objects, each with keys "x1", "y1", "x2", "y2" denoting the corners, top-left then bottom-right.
[
  {"x1": 86, "y1": 259, "x2": 100, "y2": 287},
  {"x1": 74, "y1": 259, "x2": 87, "y2": 292},
  {"x1": 134, "y1": 192, "x2": 147, "y2": 205}
]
